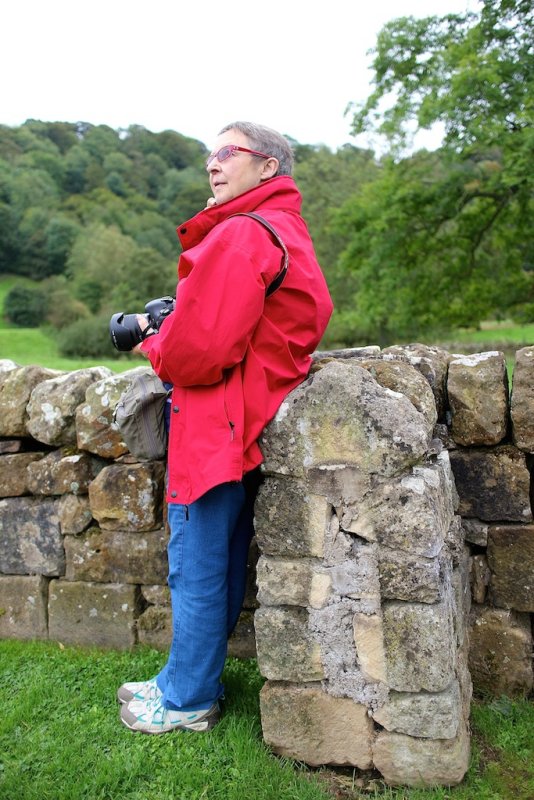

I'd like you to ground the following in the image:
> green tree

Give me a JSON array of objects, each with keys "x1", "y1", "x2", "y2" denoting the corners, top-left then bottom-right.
[
  {"x1": 63, "y1": 145, "x2": 92, "y2": 194},
  {"x1": 44, "y1": 214, "x2": 82, "y2": 274},
  {"x1": 158, "y1": 166, "x2": 208, "y2": 223},
  {"x1": 66, "y1": 223, "x2": 139, "y2": 312},
  {"x1": 338, "y1": 0, "x2": 534, "y2": 343},
  {"x1": 294, "y1": 145, "x2": 378, "y2": 303},
  {"x1": 17, "y1": 207, "x2": 55, "y2": 278}
]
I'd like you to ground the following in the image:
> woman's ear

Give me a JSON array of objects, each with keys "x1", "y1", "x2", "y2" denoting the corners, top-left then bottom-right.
[{"x1": 260, "y1": 157, "x2": 279, "y2": 181}]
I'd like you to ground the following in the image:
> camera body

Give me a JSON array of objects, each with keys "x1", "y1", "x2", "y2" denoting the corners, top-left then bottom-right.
[{"x1": 109, "y1": 296, "x2": 175, "y2": 352}]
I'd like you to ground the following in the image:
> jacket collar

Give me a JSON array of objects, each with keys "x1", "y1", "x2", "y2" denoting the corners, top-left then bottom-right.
[{"x1": 176, "y1": 176, "x2": 302, "y2": 251}]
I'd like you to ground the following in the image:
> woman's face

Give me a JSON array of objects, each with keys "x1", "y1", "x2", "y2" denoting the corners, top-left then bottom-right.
[{"x1": 206, "y1": 129, "x2": 276, "y2": 205}]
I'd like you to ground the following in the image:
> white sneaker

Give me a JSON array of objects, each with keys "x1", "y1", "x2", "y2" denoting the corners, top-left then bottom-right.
[
  {"x1": 117, "y1": 677, "x2": 161, "y2": 705},
  {"x1": 120, "y1": 696, "x2": 220, "y2": 734}
]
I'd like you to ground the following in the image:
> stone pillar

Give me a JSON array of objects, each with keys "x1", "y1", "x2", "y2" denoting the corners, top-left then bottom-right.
[{"x1": 255, "y1": 360, "x2": 471, "y2": 787}]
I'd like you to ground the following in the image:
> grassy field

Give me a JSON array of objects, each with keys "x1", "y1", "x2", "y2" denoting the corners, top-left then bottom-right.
[
  {"x1": 0, "y1": 640, "x2": 532, "y2": 800},
  {"x1": 0, "y1": 278, "x2": 136, "y2": 372},
  {"x1": 0, "y1": 324, "x2": 138, "y2": 373}
]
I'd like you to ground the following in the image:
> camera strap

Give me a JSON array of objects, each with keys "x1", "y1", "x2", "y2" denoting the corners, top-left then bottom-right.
[{"x1": 229, "y1": 212, "x2": 289, "y2": 297}]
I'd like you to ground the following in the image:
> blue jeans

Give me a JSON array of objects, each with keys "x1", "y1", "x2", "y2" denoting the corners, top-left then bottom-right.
[{"x1": 156, "y1": 475, "x2": 258, "y2": 711}]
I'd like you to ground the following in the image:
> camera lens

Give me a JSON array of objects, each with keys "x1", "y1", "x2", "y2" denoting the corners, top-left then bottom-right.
[{"x1": 109, "y1": 313, "x2": 144, "y2": 352}]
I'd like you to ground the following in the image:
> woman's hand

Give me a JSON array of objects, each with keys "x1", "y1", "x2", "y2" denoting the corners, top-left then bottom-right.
[{"x1": 132, "y1": 314, "x2": 152, "y2": 356}]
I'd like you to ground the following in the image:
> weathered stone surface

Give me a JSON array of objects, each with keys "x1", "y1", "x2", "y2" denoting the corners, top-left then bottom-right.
[
  {"x1": 341, "y1": 457, "x2": 455, "y2": 557},
  {"x1": 307, "y1": 464, "x2": 372, "y2": 510},
  {"x1": 327, "y1": 542, "x2": 380, "y2": 602},
  {"x1": 353, "y1": 612, "x2": 387, "y2": 683},
  {"x1": 256, "y1": 556, "x2": 330, "y2": 608},
  {"x1": 382, "y1": 343, "x2": 451, "y2": 421},
  {"x1": 511, "y1": 346, "x2": 534, "y2": 451},
  {"x1": 449, "y1": 445, "x2": 532, "y2": 522},
  {"x1": 0, "y1": 365, "x2": 61, "y2": 436},
  {"x1": 0, "y1": 439, "x2": 24, "y2": 454},
  {"x1": 0, "y1": 359, "x2": 18, "y2": 373},
  {"x1": 0, "y1": 575, "x2": 48, "y2": 639},
  {"x1": 254, "y1": 477, "x2": 332, "y2": 558},
  {"x1": 76, "y1": 368, "x2": 149, "y2": 458},
  {"x1": 359, "y1": 358, "x2": 438, "y2": 429},
  {"x1": 243, "y1": 536, "x2": 259, "y2": 609},
  {"x1": 309, "y1": 600, "x2": 384, "y2": 703},
  {"x1": 261, "y1": 361, "x2": 432, "y2": 479},
  {"x1": 451, "y1": 546, "x2": 472, "y2": 650},
  {"x1": 260, "y1": 682, "x2": 373, "y2": 768},
  {"x1": 26, "y1": 449, "x2": 104, "y2": 496},
  {"x1": 312, "y1": 346, "x2": 381, "y2": 365},
  {"x1": 471, "y1": 555, "x2": 491, "y2": 604},
  {"x1": 462, "y1": 517, "x2": 489, "y2": 547},
  {"x1": 373, "y1": 681, "x2": 462, "y2": 739},
  {"x1": 88, "y1": 461, "x2": 165, "y2": 531},
  {"x1": 433, "y1": 422, "x2": 458, "y2": 452},
  {"x1": 323, "y1": 513, "x2": 362, "y2": 567},
  {"x1": 48, "y1": 580, "x2": 138, "y2": 648},
  {"x1": 382, "y1": 600, "x2": 456, "y2": 692},
  {"x1": 0, "y1": 452, "x2": 46, "y2": 497},
  {"x1": 57, "y1": 494, "x2": 93, "y2": 534},
  {"x1": 137, "y1": 604, "x2": 172, "y2": 650},
  {"x1": 447, "y1": 352, "x2": 509, "y2": 446},
  {"x1": 64, "y1": 527, "x2": 168, "y2": 584},
  {"x1": 27, "y1": 368, "x2": 112, "y2": 446},
  {"x1": 445, "y1": 517, "x2": 466, "y2": 569},
  {"x1": 487, "y1": 524, "x2": 534, "y2": 612},
  {"x1": 228, "y1": 609, "x2": 257, "y2": 659},
  {"x1": 373, "y1": 722, "x2": 470, "y2": 787},
  {"x1": 0, "y1": 496, "x2": 64, "y2": 576},
  {"x1": 141, "y1": 584, "x2": 170, "y2": 606},
  {"x1": 469, "y1": 604, "x2": 533, "y2": 697},
  {"x1": 378, "y1": 549, "x2": 446, "y2": 604},
  {"x1": 255, "y1": 607, "x2": 324, "y2": 682}
]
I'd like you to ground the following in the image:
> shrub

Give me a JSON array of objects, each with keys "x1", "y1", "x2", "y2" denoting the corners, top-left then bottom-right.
[
  {"x1": 57, "y1": 314, "x2": 119, "y2": 358},
  {"x1": 3, "y1": 284, "x2": 47, "y2": 327}
]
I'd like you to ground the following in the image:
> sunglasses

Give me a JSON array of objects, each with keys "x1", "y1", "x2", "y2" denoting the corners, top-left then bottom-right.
[{"x1": 205, "y1": 144, "x2": 271, "y2": 168}]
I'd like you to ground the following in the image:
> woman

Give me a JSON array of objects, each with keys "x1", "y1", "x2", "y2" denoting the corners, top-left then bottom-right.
[{"x1": 118, "y1": 121, "x2": 333, "y2": 734}]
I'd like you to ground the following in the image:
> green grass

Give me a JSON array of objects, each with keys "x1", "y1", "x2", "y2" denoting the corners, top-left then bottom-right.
[
  {"x1": 0, "y1": 324, "x2": 138, "y2": 372},
  {"x1": 0, "y1": 276, "x2": 137, "y2": 372},
  {"x1": 0, "y1": 641, "x2": 532, "y2": 800},
  {"x1": 437, "y1": 322, "x2": 534, "y2": 359}
]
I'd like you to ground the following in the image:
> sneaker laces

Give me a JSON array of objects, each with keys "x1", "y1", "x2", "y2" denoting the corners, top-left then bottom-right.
[{"x1": 145, "y1": 679, "x2": 161, "y2": 704}]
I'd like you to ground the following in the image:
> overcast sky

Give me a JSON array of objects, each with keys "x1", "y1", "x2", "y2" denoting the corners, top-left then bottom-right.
[{"x1": 2, "y1": 0, "x2": 480, "y2": 152}]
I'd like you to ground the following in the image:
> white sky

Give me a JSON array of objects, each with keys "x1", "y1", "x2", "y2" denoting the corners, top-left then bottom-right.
[{"x1": 2, "y1": 0, "x2": 480, "y2": 152}]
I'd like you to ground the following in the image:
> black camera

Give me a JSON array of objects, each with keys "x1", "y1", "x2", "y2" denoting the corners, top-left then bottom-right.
[{"x1": 109, "y1": 296, "x2": 175, "y2": 352}]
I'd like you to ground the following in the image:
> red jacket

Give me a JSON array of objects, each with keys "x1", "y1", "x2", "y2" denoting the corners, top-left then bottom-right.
[{"x1": 141, "y1": 176, "x2": 333, "y2": 504}]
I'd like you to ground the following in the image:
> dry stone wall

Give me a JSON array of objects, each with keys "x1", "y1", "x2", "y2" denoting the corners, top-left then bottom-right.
[{"x1": 0, "y1": 344, "x2": 533, "y2": 787}]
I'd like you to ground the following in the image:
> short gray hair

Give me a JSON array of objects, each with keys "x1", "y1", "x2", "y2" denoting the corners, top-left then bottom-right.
[{"x1": 218, "y1": 121, "x2": 294, "y2": 176}]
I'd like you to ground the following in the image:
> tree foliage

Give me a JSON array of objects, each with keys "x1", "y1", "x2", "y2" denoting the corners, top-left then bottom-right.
[
  {"x1": 336, "y1": 0, "x2": 534, "y2": 344},
  {"x1": 0, "y1": 117, "x2": 382, "y2": 353}
]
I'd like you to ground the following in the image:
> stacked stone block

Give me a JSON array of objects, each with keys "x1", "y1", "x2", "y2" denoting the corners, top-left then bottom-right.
[
  {"x1": 0, "y1": 362, "x2": 255, "y2": 655},
  {"x1": 255, "y1": 360, "x2": 471, "y2": 786},
  {"x1": 445, "y1": 347, "x2": 534, "y2": 699}
]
